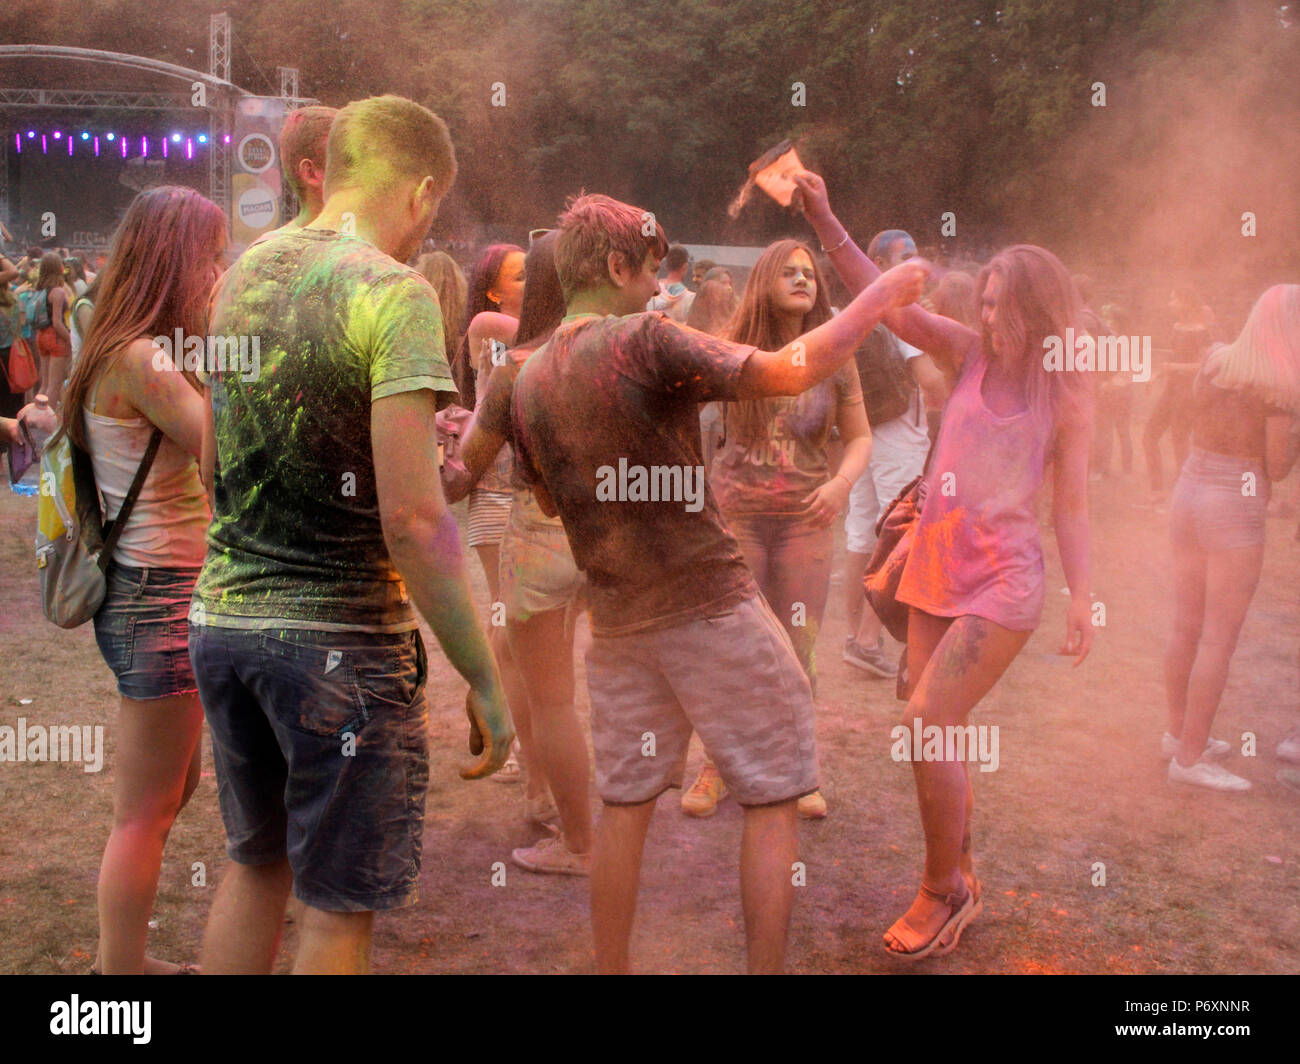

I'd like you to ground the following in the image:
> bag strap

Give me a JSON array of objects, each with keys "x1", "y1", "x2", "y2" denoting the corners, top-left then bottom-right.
[{"x1": 96, "y1": 427, "x2": 165, "y2": 572}]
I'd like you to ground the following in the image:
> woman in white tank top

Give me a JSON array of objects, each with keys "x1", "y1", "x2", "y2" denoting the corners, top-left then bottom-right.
[{"x1": 51, "y1": 186, "x2": 226, "y2": 974}]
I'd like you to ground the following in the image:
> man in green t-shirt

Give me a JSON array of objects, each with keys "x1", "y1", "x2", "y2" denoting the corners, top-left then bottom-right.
[{"x1": 190, "y1": 95, "x2": 512, "y2": 974}]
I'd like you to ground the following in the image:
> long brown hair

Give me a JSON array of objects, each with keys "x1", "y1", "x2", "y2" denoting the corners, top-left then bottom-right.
[
  {"x1": 413, "y1": 250, "x2": 467, "y2": 359},
  {"x1": 57, "y1": 186, "x2": 227, "y2": 448},
  {"x1": 514, "y1": 230, "x2": 565, "y2": 352},
  {"x1": 685, "y1": 268, "x2": 737, "y2": 336},
  {"x1": 724, "y1": 239, "x2": 833, "y2": 443},
  {"x1": 36, "y1": 252, "x2": 65, "y2": 291},
  {"x1": 976, "y1": 244, "x2": 1091, "y2": 434}
]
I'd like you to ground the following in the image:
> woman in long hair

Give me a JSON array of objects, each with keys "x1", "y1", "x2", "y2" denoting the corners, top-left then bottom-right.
[
  {"x1": 34, "y1": 251, "x2": 73, "y2": 405},
  {"x1": 1163, "y1": 285, "x2": 1300, "y2": 790},
  {"x1": 794, "y1": 170, "x2": 1094, "y2": 960},
  {"x1": 685, "y1": 267, "x2": 737, "y2": 336},
  {"x1": 681, "y1": 239, "x2": 872, "y2": 821},
  {"x1": 686, "y1": 267, "x2": 739, "y2": 470},
  {"x1": 451, "y1": 231, "x2": 595, "y2": 874},
  {"x1": 455, "y1": 243, "x2": 525, "y2": 409},
  {"x1": 55, "y1": 185, "x2": 226, "y2": 973},
  {"x1": 456, "y1": 243, "x2": 527, "y2": 777},
  {"x1": 413, "y1": 250, "x2": 467, "y2": 362}
]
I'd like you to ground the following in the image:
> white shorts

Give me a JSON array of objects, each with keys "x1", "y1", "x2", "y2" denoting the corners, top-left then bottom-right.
[{"x1": 845, "y1": 430, "x2": 928, "y2": 554}]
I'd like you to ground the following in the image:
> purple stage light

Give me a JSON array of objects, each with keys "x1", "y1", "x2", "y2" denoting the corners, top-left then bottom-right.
[{"x1": 186, "y1": 137, "x2": 193, "y2": 160}]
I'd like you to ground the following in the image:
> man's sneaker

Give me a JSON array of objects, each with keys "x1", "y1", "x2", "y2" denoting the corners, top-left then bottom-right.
[
  {"x1": 1276, "y1": 729, "x2": 1300, "y2": 765},
  {"x1": 1168, "y1": 757, "x2": 1251, "y2": 792},
  {"x1": 843, "y1": 637, "x2": 898, "y2": 679},
  {"x1": 1161, "y1": 732, "x2": 1231, "y2": 760},
  {"x1": 681, "y1": 762, "x2": 727, "y2": 817},
  {"x1": 510, "y1": 836, "x2": 591, "y2": 876},
  {"x1": 797, "y1": 790, "x2": 828, "y2": 819}
]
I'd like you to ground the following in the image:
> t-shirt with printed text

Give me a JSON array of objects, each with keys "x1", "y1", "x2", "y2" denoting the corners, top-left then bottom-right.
[{"x1": 710, "y1": 360, "x2": 862, "y2": 514}]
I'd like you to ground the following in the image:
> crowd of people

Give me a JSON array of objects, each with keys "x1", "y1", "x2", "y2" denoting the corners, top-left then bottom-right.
[{"x1": 2, "y1": 91, "x2": 1299, "y2": 975}]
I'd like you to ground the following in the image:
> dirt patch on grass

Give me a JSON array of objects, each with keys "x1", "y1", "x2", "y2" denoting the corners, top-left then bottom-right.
[{"x1": 1, "y1": 468, "x2": 1297, "y2": 974}]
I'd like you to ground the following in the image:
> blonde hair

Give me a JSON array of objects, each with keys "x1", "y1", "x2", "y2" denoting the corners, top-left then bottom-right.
[
  {"x1": 1208, "y1": 284, "x2": 1300, "y2": 412},
  {"x1": 325, "y1": 95, "x2": 456, "y2": 199}
]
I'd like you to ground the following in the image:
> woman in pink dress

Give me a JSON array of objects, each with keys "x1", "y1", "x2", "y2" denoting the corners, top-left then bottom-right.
[{"x1": 795, "y1": 170, "x2": 1094, "y2": 961}]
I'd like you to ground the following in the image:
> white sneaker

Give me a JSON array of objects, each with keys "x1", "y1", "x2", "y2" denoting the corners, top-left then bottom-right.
[
  {"x1": 1168, "y1": 757, "x2": 1251, "y2": 792},
  {"x1": 1161, "y1": 732, "x2": 1230, "y2": 760},
  {"x1": 1276, "y1": 729, "x2": 1300, "y2": 765}
]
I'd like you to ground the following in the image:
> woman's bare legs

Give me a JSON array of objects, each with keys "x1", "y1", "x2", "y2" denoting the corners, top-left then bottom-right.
[
  {"x1": 507, "y1": 605, "x2": 593, "y2": 853},
  {"x1": 885, "y1": 609, "x2": 1029, "y2": 954},
  {"x1": 1165, "y1": 537, "x2": 1207, "y2": 741},
  {"x1": 95, "y1": 691, "x2": 204, "y2": 973},
  {"x1": 1176, "y1": 544, "x2": 1263, "y2": 766},
  {"x1": 475, "y1": 542, "x2": 545, "y2": 799}
]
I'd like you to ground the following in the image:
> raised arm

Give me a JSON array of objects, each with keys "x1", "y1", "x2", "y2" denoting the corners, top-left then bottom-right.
[
  {"x1": 737, "y1": 259, "x2": 928, "y2": 398},
  {"x1": 791, "y1": 171, "x2": 977, "y2": 379}
]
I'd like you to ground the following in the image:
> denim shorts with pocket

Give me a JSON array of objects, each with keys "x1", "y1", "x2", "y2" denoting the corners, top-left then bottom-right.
[
  {"x1": 189, "y1": 624, "x2": 430, "y2": 912},
  {"x1": 93, "y1": 564, "x2": 203, "y2": 700}
]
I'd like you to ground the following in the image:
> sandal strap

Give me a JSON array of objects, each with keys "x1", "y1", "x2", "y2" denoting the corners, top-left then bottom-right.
[{"x1": 918, "y1": 882, "x2": 968, "y2": 909}]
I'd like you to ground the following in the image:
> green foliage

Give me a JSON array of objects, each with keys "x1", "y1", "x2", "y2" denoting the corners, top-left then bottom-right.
[{"x1": 3, "y1": 0, "x2": 1294, "y2": 287}]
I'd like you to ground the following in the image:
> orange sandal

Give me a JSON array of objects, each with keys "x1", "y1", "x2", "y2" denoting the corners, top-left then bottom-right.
[{"x1": 883, "y1": 881, "x2": 982, "y2": 962}]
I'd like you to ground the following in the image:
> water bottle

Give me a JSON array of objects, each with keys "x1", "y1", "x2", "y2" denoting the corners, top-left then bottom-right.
[{"x1": 23, "y1": 394, "x2": 55, "y2": 455}]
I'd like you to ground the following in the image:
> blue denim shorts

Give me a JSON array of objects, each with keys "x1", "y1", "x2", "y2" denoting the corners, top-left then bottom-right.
[
  {"x1": 93, "y1": 564, "x2": 203, "y2": 701},
  {"x1": 189, "y1": 625, "x2": 430, "y2": 912},
  {"x1": 1170, "y1": 448, "x2": 1269, "y2": 552}
]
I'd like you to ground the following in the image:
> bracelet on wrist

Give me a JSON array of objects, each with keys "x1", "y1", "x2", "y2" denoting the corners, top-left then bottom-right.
[{"x1": 820, "y1": 231, "x2": 850, "y2": 255}]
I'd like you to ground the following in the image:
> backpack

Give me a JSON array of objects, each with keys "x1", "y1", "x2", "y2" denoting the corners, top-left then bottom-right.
[
  {"x1": 36, "y1": 426, "x2": 163, "y2": 628},
  {"x1": 18, "y1": 289, "x2": 45, "y2": 335},
  {"x1": 855, "y1": 324, "x2": 916, "y2": 427}
]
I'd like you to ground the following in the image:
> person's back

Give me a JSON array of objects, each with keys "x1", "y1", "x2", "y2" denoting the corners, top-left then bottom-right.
[
  {"x1": 512, "y1": 191, "x2": 926, "y2": 973},
  {"x1": 196, "y1": 229, "x2": 452, "y2": 629},
  {"x1": 190, "y1": 94, "x2": 510, "y2": 976},
  {"x1": 514, "y1": 310, "x2": 756, "y2": 635}
]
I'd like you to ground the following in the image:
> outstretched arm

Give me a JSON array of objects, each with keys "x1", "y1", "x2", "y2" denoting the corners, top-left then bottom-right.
[
  {"x1": 792, "y1": 171, "x2": 977, "y2": 379},
  {"x1": 737, "y1": 260, "x2": 928, "y2": 398}
]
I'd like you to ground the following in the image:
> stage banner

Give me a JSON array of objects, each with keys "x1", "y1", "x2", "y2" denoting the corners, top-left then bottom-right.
[{"x1": 230, "y1": 96, "x2": 287, "y2": 247}]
